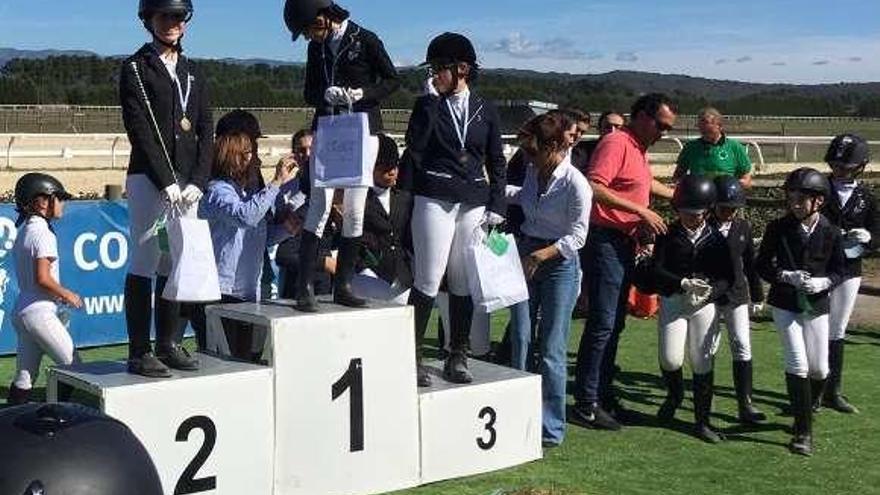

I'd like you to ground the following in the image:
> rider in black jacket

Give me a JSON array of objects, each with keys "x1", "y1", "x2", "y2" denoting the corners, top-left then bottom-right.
[{"x1": 120, "y1": 0, "x2": 210, "y2": 377}]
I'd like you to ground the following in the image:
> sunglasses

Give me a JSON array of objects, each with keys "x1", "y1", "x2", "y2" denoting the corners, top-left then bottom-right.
[
  {"x1": 654, "y1": 117, "x2": 673, "y2": 133},
  {"x1": 157, "y1": 11, "x2": 190, "y2": 23}
]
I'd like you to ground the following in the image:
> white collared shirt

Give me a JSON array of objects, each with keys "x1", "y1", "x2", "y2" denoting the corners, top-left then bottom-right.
[
  {"x1": 447, "y1": 88, "x2": 470, "y2": 122},
  {"x1": 505, "y1": 155, "x2": 593, "y2": 259},
  {"x1": 372, "y1": 186, "x2": 391, "y2": 215},
  {"x1": 833, "y1": 178, "x2": 857, "y2": 208},
  {"x1": 327, "y1": 19, "x2": 350, "y2": 56}
]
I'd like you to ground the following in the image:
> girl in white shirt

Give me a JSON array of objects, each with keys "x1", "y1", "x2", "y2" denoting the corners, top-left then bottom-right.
[{"x1": 7, "y1": 173, "x2": 81, "y2": 405}]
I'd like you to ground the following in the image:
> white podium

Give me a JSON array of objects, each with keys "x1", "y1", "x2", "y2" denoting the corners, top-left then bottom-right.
[
  {"x1": 47, "y1": 354, "x2": 274, "y2": 495},
  {"x1": 418, "y1": 359, "x2": 543, "y2": 484},
  {"x1": 205, "y1": 300, "x2": 421, "y2": 495}
]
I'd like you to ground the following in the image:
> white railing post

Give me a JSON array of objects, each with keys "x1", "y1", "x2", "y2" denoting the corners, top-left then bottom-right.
[
  {"x1": 111, "y1": 136, "x2": 122, "y2": 170},
  {"x1": 6, "y1": 136, "x2": 15, "y2": 170}
]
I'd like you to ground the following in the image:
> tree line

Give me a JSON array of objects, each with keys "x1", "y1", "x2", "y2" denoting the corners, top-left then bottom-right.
[{"x1": 2, "y1": 55, "x2": 880, "y2": 117}]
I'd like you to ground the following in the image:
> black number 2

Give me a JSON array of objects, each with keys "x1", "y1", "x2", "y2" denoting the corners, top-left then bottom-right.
[
  {"x1": 174, "y1": 416, "x2": 217, "y2": 495},
  {"x1": 477, "y1": 406, "x2": 497, "y2": 450},
  {"x1": 332, "y1": 358, "x2": 365, "y2": 452}
]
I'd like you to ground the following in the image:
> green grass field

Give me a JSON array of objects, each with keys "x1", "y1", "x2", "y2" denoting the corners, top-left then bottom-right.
[{"x1": 2, "y1": 313, "x2": 878, "y2": 495}]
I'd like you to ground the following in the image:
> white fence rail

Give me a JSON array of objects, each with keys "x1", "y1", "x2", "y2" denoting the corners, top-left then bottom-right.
[{"x1": 2, "y1": 133, "x2": 879, "y2": 172}]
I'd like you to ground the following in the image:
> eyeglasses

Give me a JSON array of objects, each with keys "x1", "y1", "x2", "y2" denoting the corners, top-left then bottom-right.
[{"x1": 427, "y1": 63, "x2": 455, "y2": 76}]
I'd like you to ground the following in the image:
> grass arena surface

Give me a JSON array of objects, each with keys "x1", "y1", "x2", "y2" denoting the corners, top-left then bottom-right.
[{"x1": 1, "y1": 312, "x2": 878, "y2": 495}]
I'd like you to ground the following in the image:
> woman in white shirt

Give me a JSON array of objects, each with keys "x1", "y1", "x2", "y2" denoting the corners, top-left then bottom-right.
[{"x1": 507, "y1": 111, "x2": 592, "y2": 447}]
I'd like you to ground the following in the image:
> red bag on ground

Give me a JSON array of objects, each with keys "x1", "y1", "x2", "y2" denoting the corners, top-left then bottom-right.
[{"x1": 628, "y1": 287, "x2": 659, "y2": 319}]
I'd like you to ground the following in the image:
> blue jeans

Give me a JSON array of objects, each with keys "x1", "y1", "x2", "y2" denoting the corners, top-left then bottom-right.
[
  {"x1": 510, "y1": 251, "x2": 580, "y2": 444},
  {"x1": 573, "y1": 226, "x2": 634, "y2": 405}
]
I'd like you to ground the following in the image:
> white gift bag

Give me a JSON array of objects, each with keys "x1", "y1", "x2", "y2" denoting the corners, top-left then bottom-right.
[
  {"x1": 162, "y1": 215, "x2": 221, "y2": 302},
  {"x1": 465, "y1": 229, "x2": 530, "y2": 313},
  {"x1": 311, "y1": 112, "x2": 377, "y2": 188}
]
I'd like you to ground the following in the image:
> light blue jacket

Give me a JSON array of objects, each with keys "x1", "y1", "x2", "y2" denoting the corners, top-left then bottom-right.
[{"x1": 199, "y1": 178, "x2": 291, "y2": 301}]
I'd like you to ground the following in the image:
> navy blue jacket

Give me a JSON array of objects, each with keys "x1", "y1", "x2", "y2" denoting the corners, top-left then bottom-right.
[
  {"x1": 651, "y1": 222, "x2": 733, "y2": 300},
  {"x1": 756, "y1": 214, "x2": 846, "y2": 315},
  {"x1": 304, "y1": 21, "x2": 399, "y2": 134},
  {"x1": 710, "y1": 216, "x2": 764, "y2": 306},
  {"x1": 120, "y1": 44, "x2": 213, "y2": 190},
  {"x1": 821, "y1": 179, "x2": 880, "y2": 278},
  {"x1": 403, "y1": 93, "x2": 507, "y2": 215}
]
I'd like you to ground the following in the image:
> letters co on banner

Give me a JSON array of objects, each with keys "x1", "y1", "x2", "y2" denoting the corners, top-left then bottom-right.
[{"x1": 0, "y1": 201, "x2": 132, "y2": 355}]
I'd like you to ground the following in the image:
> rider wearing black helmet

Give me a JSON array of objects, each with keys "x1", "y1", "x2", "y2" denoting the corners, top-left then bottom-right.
[
  {"x1": 653, "y1": 174, "x2": 732, "y2": 444},
  {"x1": 283, "y1": 0, "x2": 399, "y2": 313},
  {"x1": 756, "y1": 166, "x2": 846, "y2": 456},
  {"x1": 709, "y1": 175, "x2": 766, "y2": 424},
  {"x1": 121, "y1": 0, "x2": 211, "y2": 377},
  {"x1": 403, "y1": 32, "x2": 507, "y2": 387},
  {"x1": 7, "y1": 174, "x2": 81, "y2": 406},
  {"x1": 820, "y1": 134, "x2": 877, "y2": 414}
]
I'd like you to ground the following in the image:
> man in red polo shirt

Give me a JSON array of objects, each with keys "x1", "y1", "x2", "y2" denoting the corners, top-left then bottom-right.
[{"x1": 572, "y1": 93, "x2": 676, "y2": 430}]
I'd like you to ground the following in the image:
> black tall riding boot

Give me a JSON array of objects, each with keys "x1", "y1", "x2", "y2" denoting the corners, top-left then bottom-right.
[
  {"x1": 7, "y1": 383, "x2": 31, "y2": 405},
  {"x1": 124, "y1": 274, "x2": 153, "y2": 359},
  {"x1": 693, "y1": 371, "x2": 724, "y2": 443},
  {"x1": 333, "y1": 236, "x2": 368, "y2": 308},
  {"x1": 657, "y1": 368, "x2": 684, "y2": 421},
  {"x1": 733, "y1": 360, "x2": 766, "y2": 423},
  {"x1": 824, "y1": 339, "x2": 858, "y2": 413},
  {"x1": 155, "y1": 276, "x2": 198, "y2": 371},
  {"x1": 810, "y1": 377, "x2": 826, "y2": 413},
  {"x1": 295, "y1": 231, "x2": 320, "y2": 313},
  {"x1": 125, "y1": 275, "x2": 171, "y2": 378},
  {"x1": 444, "y1": 294, "x2": 474, "y2": 384},
  {"x1": 786, "y1": 373, "x2": 813, "y2": 456},
  {"x1": 410, "y1": 289, "x2": 435, "y2": 387}
]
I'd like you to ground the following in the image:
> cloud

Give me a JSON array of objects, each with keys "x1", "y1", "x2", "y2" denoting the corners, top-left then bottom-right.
[
  {"x1": 771, "y1": 61, "x2": 787, "y2": 66},
  {"x1": 488, "y1": 33, "x2": 589, "y2": 60},
  {"x1": 715, "y1": 58, "x2": 728, "y2": 65},
  {"x1": 615, "y1": 51, "x2": 638, "y2": 62},
  {"x1": 586, "y1": 51, "x2": 604, "y2": 60},
  {"x1": 848, "y1": 56, "x2": 863, "y2": 62},
  {"x1": 735, "y1": 56, "x2": 752, "y2": 63},
  {"x1": 813, "y1": 60, "x2": 830, "y2": 65}
]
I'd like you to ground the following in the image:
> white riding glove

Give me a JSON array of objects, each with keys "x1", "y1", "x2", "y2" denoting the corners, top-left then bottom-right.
[
  {"x1": 681, "y1": 278, "x2": 712, "y2": 307},
  {"x1": 847, "y1": 228, "x2": 872, "y2": 244},
  {"x1": 778, "y1": 270, "x2": 809, "y2": 288},
  {"x1": 802, "y1": 277, "x2": 832, "y2": 294},
  {"x1": 324, "y1": 86, "x2": 349, "y2": 106},
  {"x1": 483, "y1": 211, "x2": 506, "y2": 226},
  {"x1": 345, "y1": 87, "x2": 364, "y2": 103},
  {"x1": 181, "y1": 185, "x2": 203, "y2": 205},
  {"x1": 162, "y1": 183, "x2": 182, "y2": 205}
]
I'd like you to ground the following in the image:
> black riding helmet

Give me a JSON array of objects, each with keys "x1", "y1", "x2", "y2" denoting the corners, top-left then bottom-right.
[
  {"x1": 825, "y1": 133, "x2": 870, "y2": 170},
  {"x1": 784, "y1": 167, "x2": 829, "y2": 197},
  {"x1": 714, "y1": 175, "x2": 746, "y2": 208},
  {"x1": 138, "y1": 0, "x2": 193, "y2": 22},
  {"x1": 14, "y1": 173, "x2": 73, "y2": 213},
  {"x1": 672, "y1": 174, "x2": 716, "y2": 211},
  {"x1": 424, "y1": 32, "x2": 478, "y2": 67},
  {"x1": 284, "y1": 0, "x2": 349, "y2": 41},
  {"x1": 0, "y1": 403, "x2": 163, "y2": 495}
]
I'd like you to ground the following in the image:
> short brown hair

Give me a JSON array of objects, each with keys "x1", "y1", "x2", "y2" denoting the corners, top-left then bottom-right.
[
  {"x1": 213, "y1": 133, "x2": 252, "y2": 186},
  {"x1": 517, "y1": 111, "x2": 573, "y2": 156}
]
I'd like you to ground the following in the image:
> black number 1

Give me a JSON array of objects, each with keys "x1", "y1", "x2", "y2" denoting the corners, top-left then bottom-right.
[
  {"x1": 332, "y1": 358, "x2": 364, "y2": 452},
  {"x1": 174, "y1": 416, "x2": 217, "y2": 495},
  {"x1": 477, "y1": 406, "x2": 497, "y2": 450}
]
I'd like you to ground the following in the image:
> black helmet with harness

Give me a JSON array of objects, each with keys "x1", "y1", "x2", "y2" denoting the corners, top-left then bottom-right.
[
  {"x1": 423, "y1": 32, "x2": 479, "y2": 93},
  {"x1": 825, "y1": 133, "x2": 870, "y2": 173},
  {"x1": 284, "y1": 0, "x2": 349, "y2": 42},
  {"x1": 14, "y1": 172, "x2": 72, "y2": 214},
  {"x1": 672, "y1": 174, "x2": 716, "y2": 212},
  {"x1": 714, "y1": 175, "x2": 746, "y2": 208},
  {"x1": 138, "y1": 0, "x2": 194, "y2": 50}
]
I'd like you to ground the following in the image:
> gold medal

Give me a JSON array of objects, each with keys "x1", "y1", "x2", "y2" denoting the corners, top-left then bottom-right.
[{"x1": 180, "y1": 116, "x2": 192, "y2": 132}]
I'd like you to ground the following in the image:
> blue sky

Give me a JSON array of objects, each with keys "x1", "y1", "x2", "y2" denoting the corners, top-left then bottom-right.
[{"x1": 1, "y1": 0, "x2": 878, "y2": 84}]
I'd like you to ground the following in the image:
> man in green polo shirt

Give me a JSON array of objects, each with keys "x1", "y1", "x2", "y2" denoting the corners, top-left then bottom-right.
[{"x1": 674, "y1": 107, "x2": 753, "y2": 187}]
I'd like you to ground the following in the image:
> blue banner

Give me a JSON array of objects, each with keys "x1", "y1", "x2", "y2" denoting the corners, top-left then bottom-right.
[{"x1": 0, "y1": 201, "x2": 131, "y2": 355}]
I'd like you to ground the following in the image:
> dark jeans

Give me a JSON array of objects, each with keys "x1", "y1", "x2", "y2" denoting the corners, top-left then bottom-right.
[{"x1": 573, "y1": 226, "x2": 635, "y2": 405}]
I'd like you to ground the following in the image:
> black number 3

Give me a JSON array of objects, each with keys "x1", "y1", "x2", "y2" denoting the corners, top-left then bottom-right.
[
  {"x1": 477, "y1": 406, "x2": 497, "y2": 450},
  {"x1": 174, "y1": 416, "x2": 217, "y2": 495}
]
